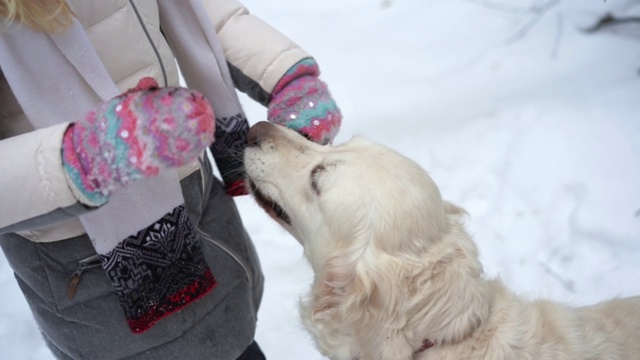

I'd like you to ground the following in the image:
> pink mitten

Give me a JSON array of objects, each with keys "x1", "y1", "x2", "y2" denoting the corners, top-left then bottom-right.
[
  {"x1": 62, "y1": 77, "x2": 215, "y2": 205},
  {"x1": 226, "y1": 59, "x2": 342, "y2": 197},
  {"x1": 267, "y1": 58, "x2": 342, "y2": 145},
  {"x1": 61, "y1": 78, "x2": 218, "y2": 334}
]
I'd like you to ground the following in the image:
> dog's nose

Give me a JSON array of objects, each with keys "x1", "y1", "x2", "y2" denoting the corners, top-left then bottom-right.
[{"x1": 247, "y1": 121, "x2": 274, "y2": 145}]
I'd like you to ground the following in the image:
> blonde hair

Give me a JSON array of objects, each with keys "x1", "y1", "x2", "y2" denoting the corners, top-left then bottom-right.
[{"x1": 0, "y1": 0, "x2": 74, "y2": 33}]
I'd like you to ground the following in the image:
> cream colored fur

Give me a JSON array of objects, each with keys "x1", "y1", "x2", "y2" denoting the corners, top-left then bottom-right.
[{"x1": 244, "y1": 121, "x2": 640, "y2": 360}]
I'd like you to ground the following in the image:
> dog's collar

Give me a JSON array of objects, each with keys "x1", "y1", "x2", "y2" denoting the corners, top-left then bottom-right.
[
  {"x1": 415, "y1": 339, "x2": 435, "y2": 354},
  {"x1": 352, "y1": 339, "x2": 434, "y2": 359}
]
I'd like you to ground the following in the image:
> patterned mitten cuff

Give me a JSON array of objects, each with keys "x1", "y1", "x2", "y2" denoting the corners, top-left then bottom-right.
[
  {"x1": 62, "y1": 77, "x2": 215, "y2": 205},
  {"x1": 99, "y1": 204, "x2": 217, "y2": 334},
  {"x1": 267, "y1": 58, "x2": 342, "y2": 145}
]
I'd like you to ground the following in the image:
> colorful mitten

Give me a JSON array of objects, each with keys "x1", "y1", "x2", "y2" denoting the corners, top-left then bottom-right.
[
  {"x1": 224, "y1": 59, "x2": 342, "y2": 197},
  {"x1": 62, "y1": 78, "x2": 218, "y2": 333},
  {"x1": 267, "y1": 58, "x2": 342, "y2": 145},
  {"x1": 62, "y1": 77, "x2": 215, "y2": 205}
]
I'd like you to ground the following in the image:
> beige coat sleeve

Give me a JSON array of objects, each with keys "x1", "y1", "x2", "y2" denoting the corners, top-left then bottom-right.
[
  {"x1": 0, "y1": 122, "x2": 82, "y2": 232},
  {"x1": 200, "y1": 0, "x2": 311, "y2": 103}
]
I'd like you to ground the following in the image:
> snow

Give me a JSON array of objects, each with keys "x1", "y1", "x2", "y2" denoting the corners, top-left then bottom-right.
[{"x1": 1, "y1": 0, "x2": 639, "y2": 358}]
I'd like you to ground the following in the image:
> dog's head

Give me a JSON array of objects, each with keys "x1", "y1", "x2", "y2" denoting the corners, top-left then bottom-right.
[
  {"x1": 244, "y1": 121, "x2": 448, "y2": 255},
  {"x1": 245, "y1": 122, "x2": 490, "y2": 357}
]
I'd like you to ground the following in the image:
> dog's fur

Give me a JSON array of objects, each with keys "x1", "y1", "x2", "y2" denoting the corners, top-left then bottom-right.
[{"x1": 244, "y1": 121, "x2": 640, "y2": 360}]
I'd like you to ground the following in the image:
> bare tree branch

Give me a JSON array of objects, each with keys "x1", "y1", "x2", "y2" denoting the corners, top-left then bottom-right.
[
  {"x1": 540, "y1": 261, "x2": 575, "y2": 293},
  {"x1": 505, "y1": 0, "x2": 562, "y2": 44},
  {"x1": 582, "y1": 13, "x2": 640, "y2": 33},
  {"x1": 550, "y1": 12, "x2": 564, "y2": 58},
  {"x1": 458, "y1": 0, "x2": 533, "y2": 15},
  {"x1": 460, "y1": 0, "x2": 564, "y2": 44}
]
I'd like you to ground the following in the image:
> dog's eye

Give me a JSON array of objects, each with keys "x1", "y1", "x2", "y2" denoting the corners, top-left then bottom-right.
[{"x1": 311, "y1": 164, "x2": 325, "y2": 195}]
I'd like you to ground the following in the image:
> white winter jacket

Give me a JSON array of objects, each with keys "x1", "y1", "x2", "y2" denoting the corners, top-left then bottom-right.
[{"x1": 0, "y1": 0, "x2": 309, "y2": 242}]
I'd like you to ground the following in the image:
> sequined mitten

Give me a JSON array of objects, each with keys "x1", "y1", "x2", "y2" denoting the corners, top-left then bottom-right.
[
  {"x1": 62, "y1": 77, "x2": 215, "y2": 205},
  {"x1": 267, "y1": 58, "x2": 342, "y2": 145}
]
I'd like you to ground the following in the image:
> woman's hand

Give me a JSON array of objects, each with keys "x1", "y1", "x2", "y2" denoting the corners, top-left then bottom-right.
[
  {"x1": 267, "y1": 58, "x2": 342, "y2": 145},
  {"x1": 61, "y1": 77, "x2": 215, "y2": 205}
]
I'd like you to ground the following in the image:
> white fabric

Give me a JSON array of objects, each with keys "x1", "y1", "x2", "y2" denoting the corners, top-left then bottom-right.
[
  {"x1": 158, "y1": 0, "x2": 244, "y2": 119},
  {"x1": 0, "y1": 0, "x2": 311, "y2": 242},
  {"x1": 0, "y1": 18, "x2": 184, "y2": 253},
  {"x1": 201, "y1": 0, "x2": 310, "y2": 93},
  {"x1": 69, "y1": 0, "x2": 180, "y2": 89},
  {"x1": 0, "y1": 123, "x2": 78, "y2": 224}
]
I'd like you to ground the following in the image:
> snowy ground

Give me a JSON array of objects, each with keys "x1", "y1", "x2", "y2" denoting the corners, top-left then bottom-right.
[{"x1": 1, "y1": 0, "x2": 639, "y2": 359}]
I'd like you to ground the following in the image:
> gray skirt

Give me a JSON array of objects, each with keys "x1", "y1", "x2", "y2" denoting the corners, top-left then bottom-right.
[{"x1": 0, "y1": 160, "x2": 264, "y2": 360}]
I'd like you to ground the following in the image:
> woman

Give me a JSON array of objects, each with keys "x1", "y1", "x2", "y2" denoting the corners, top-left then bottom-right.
[{"x1": 0, "y1": 1, "x2": 341, "y2": 359}]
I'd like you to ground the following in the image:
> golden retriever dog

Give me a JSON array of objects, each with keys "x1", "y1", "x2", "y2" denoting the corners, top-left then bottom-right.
[{"x1": 244, "y1": 121, "x2": 640, "y2": 360}]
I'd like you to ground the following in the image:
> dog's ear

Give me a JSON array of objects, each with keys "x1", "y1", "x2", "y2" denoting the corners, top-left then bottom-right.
[
  {"x1": 311, "y1": 200, "x2": 489, "y2": 350},
  {"x1": 303, "y1": 250, "x2": 367, "y2": 358},
  {"x1": 306, "y1": 243, "x2": 418, "y2": 358},
  {"x1": 308, "y1": 253, "x2": 352, "y2": 321},
  {"x1": 403, "y1": 201, "x2": 491, "y2": 346},
  {"x1": 304, "y1": 201, "x2": 491, "y2": 357}
]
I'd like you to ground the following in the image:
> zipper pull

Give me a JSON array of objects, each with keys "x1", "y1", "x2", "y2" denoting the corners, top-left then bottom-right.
[
  {"x1": 67, "y1": 255, "x2": 102, "y2": 300},
  {"x1": 67, "y1": 269, "x2": 83, "y2": 300}
]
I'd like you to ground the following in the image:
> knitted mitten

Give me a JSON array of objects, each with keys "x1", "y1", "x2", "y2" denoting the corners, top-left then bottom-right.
[
  {"x1": 225, "y1": 59, "x2": 342, "y2": 197},
  {"x1": 62, "y1": 77, "x2": 215, "y2": 205},
  {"x1": 267, "y1": 58, "x2": 342, "y2": 145},
  {"x1": 61, "y1": 78, "x2": 218, "y2": 334}
]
